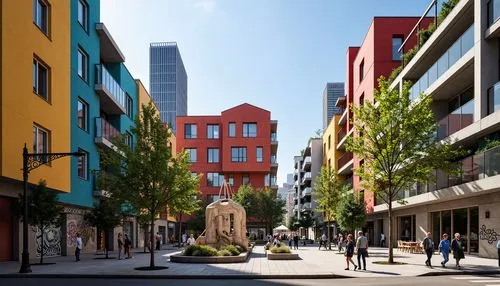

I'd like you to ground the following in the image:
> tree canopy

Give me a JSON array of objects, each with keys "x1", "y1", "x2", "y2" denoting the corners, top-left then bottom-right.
[{"x1": 335, "y1": 192, "x2": 367, "y2": 235}]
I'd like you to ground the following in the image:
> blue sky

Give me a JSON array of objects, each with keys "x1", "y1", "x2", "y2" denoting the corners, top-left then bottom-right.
[{"x1": 101, "y1": 0, "x2": 432, "y2": 185}]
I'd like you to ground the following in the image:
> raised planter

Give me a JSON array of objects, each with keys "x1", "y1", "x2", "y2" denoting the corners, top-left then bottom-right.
[
  {"x1": 267, "y1": 252, "x2": 300, "y2": 260},
  {"x1": 170, "y1": 245, "x2": 253, "y2": 264}
]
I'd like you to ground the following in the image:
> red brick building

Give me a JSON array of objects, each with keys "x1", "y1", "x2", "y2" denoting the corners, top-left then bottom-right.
[
  {"x1": 336, "y1": 17, "x2": 433, "y2": 241},
  {"x1": 176, "y1": 103, "x2": 278, "y2": 201}
]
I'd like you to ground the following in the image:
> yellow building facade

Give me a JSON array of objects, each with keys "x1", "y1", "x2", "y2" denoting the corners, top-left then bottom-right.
[{"x1": 322, "y1": 115, "x2": 342, "y2": 174}]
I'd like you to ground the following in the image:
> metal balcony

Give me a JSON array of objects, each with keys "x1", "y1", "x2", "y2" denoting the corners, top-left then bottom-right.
[
  {"x1": 338, "y1": 152, "x2": 354, "y2": 175},
  {"x1": 302, "y1": 172, "x2": 312, "y2": 184},
  {"x1": 96, "y1": 23, "x2": 125, "y2": 63},
  {"x1": 301, "y1": 187, "x2": 312, "y2": 197},
  {"x1": 95, "y1": 117, "x2": 120, "y2": 150},
  {"x1": 302, "y1": 156, "x2": 311, "y2": 171},
  {"x1": 94, "y1": 64, "x2": 127, "y2": 115}
]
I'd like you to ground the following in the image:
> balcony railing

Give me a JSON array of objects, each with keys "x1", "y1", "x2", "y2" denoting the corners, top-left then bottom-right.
[
  {"x1": 488, "y1": 0, "x2": 500, "y2": 27},
  {"x1": 95, "y1": 117, "x2": 120, "y2": 141},
  {"x1": 271, "y1": 133, "x2": 277, "y2": 142},
  {"x1": 488, "y1": 81, "x2": 500, "y2": 115},
  {"x1": 95, "y1": 64, "x2": 127, "y2": 110},
  {"x1": 338, "y1": 152, "x2": 353, "y2": 169},
  {"x1": 338, "y1": 125, "x2": 347, "y2": 142},
  {"x1": 437, "y1": 102, "x2": 474, "y2": 140},
  {"x1": 271, "y1": 155, "x2": 278, "y2": 164},
  {"x1": 302, "y1": 188, "x2": 312, "y2": 197},
  {"x1": 410, "y1": 25, "x2": 474, "y2": 100},
  {"x1": 302, "y1": 202, "x2": 312, "y2": 210}
]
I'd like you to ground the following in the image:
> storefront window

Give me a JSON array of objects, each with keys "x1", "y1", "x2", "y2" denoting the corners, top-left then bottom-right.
[
  {"x1": 429, "y1": 207, "x2": 479, "y2": 253},
  {"x1": 442, "y1": 210, "x2": 452, "y2": 239},
  {"x1": 398, "y1": 215, "x2": 416, "y2": 241},
  {"x1": 470, "y1": 207, "x2": 479, "y2": 253},
  {"x1": 453, "y1": 208, "x2": 468, "y2": 252},
  {"x1": 431, "y1": 212, "x2": 441, "y2": 248}
]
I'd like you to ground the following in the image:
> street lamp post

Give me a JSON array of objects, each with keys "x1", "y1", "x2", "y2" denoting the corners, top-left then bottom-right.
[{"x1": 19, "y1": 144, "x2": 84, "y2": 273}]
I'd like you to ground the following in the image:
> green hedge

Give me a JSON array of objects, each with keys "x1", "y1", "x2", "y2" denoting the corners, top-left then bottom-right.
[{"x1": 270, "y1": 245, "x2": 291, "y2": 254}]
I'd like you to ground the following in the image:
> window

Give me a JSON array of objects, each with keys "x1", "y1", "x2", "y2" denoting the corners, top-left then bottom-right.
[
  {"x1": 359, "y1": 59, "x2": 364, "y2": 82},
  {"x1": 207, "y1": 124, "x2": 220, "y2": 139},
  {"x1": 77, "y1": 0, "x2": 88, "y2": 31},
  {"x1": 185, "y1": 148, "x2": 197, "y2": 162},
  {"x1": 231, "y1": 147, "x2": 247, "y2": 162},
  {"x1": 328, "y1": 135, "x2": 331, "y2": 150},
  {"x1": 184, "y1": 124, "x2": 197, "y2": 139},
  {"x1": 360, "y1": 93, "x2": 365, "y2": 106},
  {"x1": 392, "y1": 36, "x2": 403, "y2": 61},
  {"x1": 124, "y1": 132, "x2": 132, "y2": 148},
  {"x1": 33, "y1": 125, "x2": 49, "y2": 163},
  {"x1": 126, "y1": 95, "x2": 133, "y2": 118},
  {"x1": 242, "y1": 123, "x2": 257, "y2": 137},
  {"x1": 33, "y1": 58, "x2": 49, "y2": 100},
  {"x1": 228, "y1": 122, "x2": 236, "y2": 137},
  {"x1": 227, "y1": 174, "x2": 234, "y2": 186},
  {"x1": 33, "y1": 0, "x2": 49, "y2": 35},
  {"x1": 77, "y1": 99, "x2": 88, "y2": 131},
  {"x1": 207, "y1": 148, "x2": 220, "y2": 163},
  {"x1": 77, "y1": 48, "x2": 88, "y2": 81},
  {"x1": 77, "y1": 148, "x2": 88, "y2": 180},
  {"x1": 242, "y1": 174, "x2": 250, "y2": 185},
  {"x1": 256, "y1": 147, "x2": 263, "y2": 162},
  {"x1": 207, "y1": 173, "x2": 223, "y2": 187},
  {"x1": 328, "y1": 159, "x2": 331, "y2": 169}
]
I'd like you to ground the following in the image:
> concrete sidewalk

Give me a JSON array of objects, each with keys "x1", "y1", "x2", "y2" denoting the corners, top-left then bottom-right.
[{"x1": 0, "y1": 245, "x2": 498, "y2": 278}]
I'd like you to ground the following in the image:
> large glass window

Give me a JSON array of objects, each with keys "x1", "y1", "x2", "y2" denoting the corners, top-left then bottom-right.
[
  {"x1": 488, "y1": 0, "x2": 500, "y2": 27},
  {"x1": 77, "y1": 0, "x2": 88, "y2": 31},
  {"x1": 398, "y1": 215, "x2": 415, "y2": 241},
  {"x1": 231, "y1": 147, "x2": 247, "y2": 162},
  {"x1": 77, "y1": 148, "x2": 88, "y2": 180},
  {"x1": 392, "y1": 36, "x2": 403, "y2": 61},
  {"x1": 124, "y1": 132, "x2": 132, "y2": 148},
  {"x1": 256, "y1": 147, "x2": 263, "y2": 162},
  {"x1": 77, "y1": 99, "x2": 88, "y2": 131},
  {"x1": 207, "y1": 173, "x2": 223, "y2": 187},
  {"x1": 184, "y1": 124, "x2": 197, "y2": 139},
  {"x1": 243, "y1": 123, "x2": 257, "y2": 138},
  {"x1": 207, "y1": 148, "x2": 220, "y2": 163},
  {"x1": 207, "y1": 124, "x2": 219, "y2": 139},
  {"x1": 33, "y1": 125, "x2": 49, "y2": 163},
  {"x1": 488, "y1": 82, "x2": 500, "y2": 115},
  {"x1": 185, "y1": 148, "x2": 197, "y2": 162},
  {"x1": 227, "y1": 174, "x2": 234, "y2": 186},
  {"x1": 470, "y1": 207, "x2": 479, "y2": 253},
  {"x1": 77, "y1": 48, "x2": 88, "y2": 82},
  {"x1": 431, "y1": 207, "x2": 478, "y2": 253},
  {"x1": 126, "y1": 95, "x2": 133, "y2": 118},
  {"x1": 228, "y1": 122, "x2": 236, "y2": 137},
  {"x1": 33, "y1": 58, "x2": 49, "y2": 100},
  {"x1": 33, "y1": 0, "x2": 49, "y2": 35},
  {"x1": 242, "y1": 174, "x2": 250, "y2": 185},
  {"x1": 453, "y1": 208, "x2": 468, "y2": 252}
]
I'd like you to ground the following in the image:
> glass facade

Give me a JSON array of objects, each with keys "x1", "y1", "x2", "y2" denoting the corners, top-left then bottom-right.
[
  {"x1": 410, "y1": 25, "x2": 474, "y2": 100},
  {"x1": 488, "y1": 81, "x2": 500, "y2": 115},
  {"x1": 323, "y1": 83, "x2": 345, "y2": 129},
  {"x1": 150, "y1": 43, "x2": 187, "y2": 133},
  {"x1": 488, "y1": 0, "x2": 500, "y2": 27},
  {"x1": 430, "y1": 207, "x2": 479, "y2": 253}
]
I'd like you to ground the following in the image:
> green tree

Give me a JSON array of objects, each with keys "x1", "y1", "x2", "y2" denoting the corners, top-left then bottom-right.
[
  {"x1": 313, "y1": 166, "x2": 346, "y2": 249},
  {"x1": 346, "y1": 77, "x2": 462, "y2": 263},
  {"x1": 335, "y1": 192, "x2": 367, "y2": 235},
  {"x1": 256, "y1": 188, "x2": 286, "y2": 234},
  {"x1": 100, "y1": 102, "x2": 186, "y2": 268},
  {"x1": 187, "y1": 197, "x2": 210, "y2": 235},
  {"x1": 84, "y1": 198, "x2": 123, "y2": 259},
  {"x1": 287, "y1": 215, "x2": 299, "y2": 231},
  {"x1": 298, "y1": 212, "x2": 315, "y2": 232},
  {"x1": 169, "y1": 152, "x2": 202, "y2": 247},
  {"x1": 17, "y1": 180, "x2": 63, "y2": 264},
  {"x1": 233, "y1": 184, "x2": 258, "y2": 218}
]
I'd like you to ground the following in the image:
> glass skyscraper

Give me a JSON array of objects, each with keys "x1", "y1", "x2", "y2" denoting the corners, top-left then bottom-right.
[
  {"x1": 322, "y1": 82, "x2": 344, "y2": 129},
  {"x1": 149, "y1": 42, "x2": 187, "y2": 133}
]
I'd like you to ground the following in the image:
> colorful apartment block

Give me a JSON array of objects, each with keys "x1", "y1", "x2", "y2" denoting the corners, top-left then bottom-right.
[{"x1": 176, "y1": 103, "x2": 278, "y2": 235}]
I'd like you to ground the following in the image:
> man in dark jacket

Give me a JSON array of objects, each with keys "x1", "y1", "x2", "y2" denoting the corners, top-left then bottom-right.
[{"x1": 423, "y1": 232, "x2": 434, "y2": 267}]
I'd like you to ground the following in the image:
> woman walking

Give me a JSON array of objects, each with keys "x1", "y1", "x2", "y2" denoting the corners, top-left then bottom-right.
[
  {"x1": 344, "y1": 234, "x2": 358, "y2": 271},
  {"x1": 451, "y1": 233, "x2": 465, "y2": 269},
  {"x1": 117, "y1": 233, "x2": 124, "y2": 260}
]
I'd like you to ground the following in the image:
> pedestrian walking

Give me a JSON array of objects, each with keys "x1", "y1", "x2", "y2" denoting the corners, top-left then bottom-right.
[
  {"x1": 319, "y1": 233, "x2": 327, "y2": 250},
  {"x1": 117, "y1": 233, "x2": 124, "y2": 260},
  {"x1": 155, "y1": 232, "x2": 161, "y2": 250},
  {"x1": 187, "y1": 234, "x2": 196, "y2": 246},
  {"x1": 380, "y1": 233, "x2": 385, "y2": 247},
  {"x1": 422, "y1": 232, "x2": 434, "y2": 267},
  {"x1": 496, "y1": 238, "x2": 500, "y2": 267},
  {"x1": 451, "y1": 233, "x2": 465, "y2": 269},
  {"x1": 75, "y1": 232, "x2": 82, "y2": 262},
  {"x1": 182, "y1": 233, "x2": 187, "y2": 247},
  {"x1": 344, "y1": 234, "x2": 358, "y2": 271},
  {"x1": 438, "y1": 233, "x2": 450, "y2": 268},
  {"x1": 293, "y1": 233, "x2": 299, "y2": 250},
  {"x1": 338, "y1": 233, "x2": 344, "y2": 253},
  {"x1": 124, "y1": 234, "x2": 132, "y2": 259},
  {"x1": 356, "y1": 231, "x2": 368, "y2": 271},
  {"x1": 288, "y1": 236, "x2": 293, "y2": 248}
]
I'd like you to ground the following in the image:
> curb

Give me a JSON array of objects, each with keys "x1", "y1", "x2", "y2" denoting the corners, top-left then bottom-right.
[
  {"x1": 0, "y1": 273, "x2": 351, "y2": 280},
  {"x1": 418, "y1": 270, "x2": 500, "y2": 277}
]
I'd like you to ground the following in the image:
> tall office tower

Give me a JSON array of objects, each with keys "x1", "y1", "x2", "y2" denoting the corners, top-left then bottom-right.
[
  {"x1": 149, "y1": 42, "x2": 187, "y2": 133},
  {"x1": 322, "y1": 82, "x2": 344, "y2": 130}
]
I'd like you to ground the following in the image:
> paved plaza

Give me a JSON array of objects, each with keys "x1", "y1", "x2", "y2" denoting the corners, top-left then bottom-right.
[{"x1": 0, "y1": 245, "x2": 498, "y2": 278}]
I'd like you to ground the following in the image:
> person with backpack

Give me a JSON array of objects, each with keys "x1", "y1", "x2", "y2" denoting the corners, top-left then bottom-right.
[
  {"x1": 438, "y1": 233, "x2": 450, "y2": 268},
  {"x1": 422, "y1": 232, "x2": 434, "y2": 267}
]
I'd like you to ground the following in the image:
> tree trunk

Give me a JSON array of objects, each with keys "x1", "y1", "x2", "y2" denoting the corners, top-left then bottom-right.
[
  {"x1": 178, "y1": 213, "x2": 183, "y2": 247},
  {"x1": 150, "y1": 219, "x2": 155, "y2": 268},
  {"x1": 40, "y1": 225, "x2": 44, "y2": 264},
  {"x1": 388, "y1": 202, "x2": 394, "y2": 264}
]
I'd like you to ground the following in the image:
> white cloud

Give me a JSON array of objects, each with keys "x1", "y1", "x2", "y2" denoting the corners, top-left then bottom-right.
[{"x1": 194, "y1": 0, "x2": 216, "y2": 13}]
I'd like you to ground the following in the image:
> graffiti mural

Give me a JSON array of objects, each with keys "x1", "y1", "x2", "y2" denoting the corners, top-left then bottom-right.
[
  {"x1": 66, "y1": 219, "x2": 95, "y2": 248},
  {"x1": 479, "y1": 225, "x2": 499, "y2": 244},
  {"x1": 34, "y1": 225, "x2": 61, "y2": 257}
]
